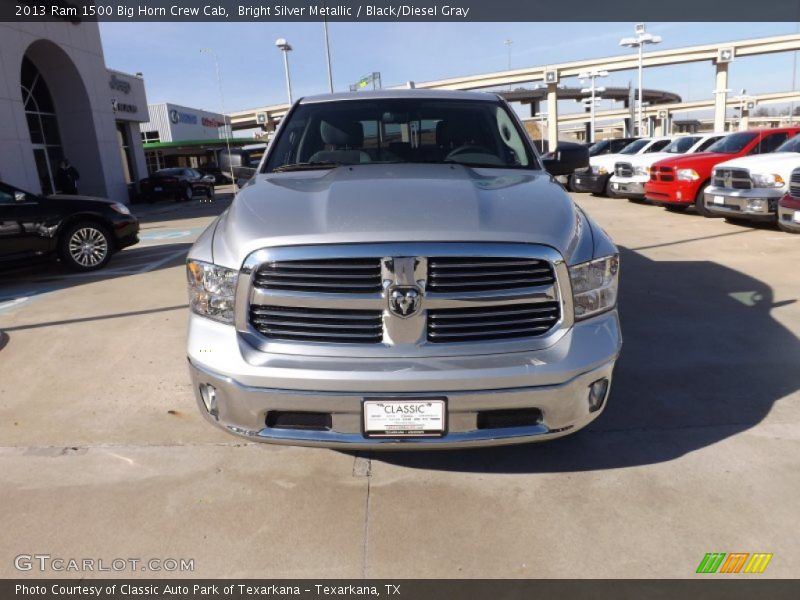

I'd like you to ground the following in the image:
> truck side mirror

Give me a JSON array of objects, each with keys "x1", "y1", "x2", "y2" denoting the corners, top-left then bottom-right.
[
  {"x1": 14, "y1": 191, "x2": 27, "y2": 203},
  {"x1": 542, "y1": 142, "x2": 590, "y2": 176}
]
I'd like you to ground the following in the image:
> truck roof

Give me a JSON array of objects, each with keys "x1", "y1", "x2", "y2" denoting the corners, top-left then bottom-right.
[{"x1": 299, "y1": 89, "x2": 502, "y2": 104}]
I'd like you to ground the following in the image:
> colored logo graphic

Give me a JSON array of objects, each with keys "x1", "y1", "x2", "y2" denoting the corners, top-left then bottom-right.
[{"x1": 696, "y1": 552, "x2": 773, "y2": 574}]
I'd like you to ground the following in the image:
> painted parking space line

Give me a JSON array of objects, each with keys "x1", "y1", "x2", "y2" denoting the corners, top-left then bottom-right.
[
  {"x1": 135, "y1": 248, "x2": 189, "y2": 273},
  {"x1": 0, "y1": 291, "x2": 47, "y2": 315},
  {"x1": 138, "y1": 226, "x2": 205, "y2": 244}
]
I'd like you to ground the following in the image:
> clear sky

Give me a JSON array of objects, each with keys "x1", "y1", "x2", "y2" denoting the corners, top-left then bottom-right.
[{"x1": 99, "y1": 21, "x2": 800, "y2": 118}]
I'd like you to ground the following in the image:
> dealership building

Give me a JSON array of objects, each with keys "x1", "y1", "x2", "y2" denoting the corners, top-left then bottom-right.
[{"x1": 0, "y1": 21, "x2": 149, "y2": 204}]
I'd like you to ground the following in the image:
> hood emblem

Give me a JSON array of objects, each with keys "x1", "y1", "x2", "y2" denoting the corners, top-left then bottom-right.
[{"x1": 388, "y1": 286, "x2": 422, "y2": 319}]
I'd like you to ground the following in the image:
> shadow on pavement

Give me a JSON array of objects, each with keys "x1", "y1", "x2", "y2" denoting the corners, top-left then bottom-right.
[{"x1": 371, "y1": 246, "x2": 800, "y2": 473}]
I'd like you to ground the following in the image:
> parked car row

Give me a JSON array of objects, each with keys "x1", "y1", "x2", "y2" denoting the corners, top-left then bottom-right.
[{"x1": 570, "y1": 128, "x2": 800, "y2": 234}]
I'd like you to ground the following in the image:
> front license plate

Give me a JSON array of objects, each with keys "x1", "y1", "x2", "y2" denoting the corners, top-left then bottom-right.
[
  {"x1": 363, "y1": 398, "x2": 446, "y2": 437},
  {"x1": 154, "y1": 186, "x2": 162, "y2": 192},
  {"x1": 574, "y1": 178, "x2": 581, "y2": 185},
  {"x1": 713, "y1": 195, "x2": 725, "y2": 205},
  {"x1": 612, "y1": 183, "x2": 620, "y2": 190},
  {"x1": 793, "y1": 212, "x2": 800, "y2": 224}
]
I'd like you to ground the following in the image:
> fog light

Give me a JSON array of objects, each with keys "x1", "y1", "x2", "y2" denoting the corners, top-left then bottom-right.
[
  {"x1": 199, "y1": 384, "x2": 218, "y2": 418},
  {"x1": 677, "y1": 191, "x2": 682, "y2": 200},
  {"x1": 588, "y1": 378, "x2": 609, "y2": 413},
  {"x1": 747, "y1": 198, "x2": 767, "y2": 212}
]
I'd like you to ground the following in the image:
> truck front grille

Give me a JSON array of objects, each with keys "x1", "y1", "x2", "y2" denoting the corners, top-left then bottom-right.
[
  {"x1": 253, "y1": 258, "x2": 382, "y2": 293},
  {"x1": 427, "y1": 257, "x2": 555, "y2": 292},
  {"x1": 713, "y1": 168, "x2": 752, "y2": 190},
  {"x1": 790, "y1": 168, "x2": 800, "y2": 198},
  {"x1": 427, "y1": 302, "x2": 560, "y2": 343},
  {"x1": 614, "y1": 162, "x2": 633, "y2": 177},
  {"x1": 249, "y1": 305, "x2": 383, "y2": 344},
  {"x1": 650, "y1": 166, "x2": 674, "y2": 182}
]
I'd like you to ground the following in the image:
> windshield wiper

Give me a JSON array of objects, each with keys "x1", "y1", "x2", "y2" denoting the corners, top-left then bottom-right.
[{"x1": 272, "y1": 161, "x2": 345, "y2": 173}]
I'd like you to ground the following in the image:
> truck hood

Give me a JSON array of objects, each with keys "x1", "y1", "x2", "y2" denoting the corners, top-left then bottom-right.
[
  {"x1": 652, "y1": 152, "x2": 737, "y2": 169},
  {"x1": 714, "y1": 152, "x2": 800, "y2": 173},
  {"x1": 210, "y1": 164, "x2": 590, "y2": 268}
]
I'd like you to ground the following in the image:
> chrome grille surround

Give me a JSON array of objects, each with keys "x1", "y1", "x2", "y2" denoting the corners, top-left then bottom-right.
[
  {"x1": 790, "y1": 167, "x2": 800, "y2": 198},
  {"x1": 235, "y1": 243, "x2": 573, "y2": 358},
  {"x1": 713, "y1": 168, "x2": 752, "y2": 190},
  {"x1": 614, "y1": 162, "x2": 634, "y2": 178}
]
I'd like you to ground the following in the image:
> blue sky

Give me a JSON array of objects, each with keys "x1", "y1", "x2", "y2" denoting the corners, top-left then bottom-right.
[{"x1": 99, "y1": 21, "x2": 800, "y2": 117}]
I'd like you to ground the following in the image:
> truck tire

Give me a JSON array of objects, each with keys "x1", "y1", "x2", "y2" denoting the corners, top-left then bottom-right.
[
  {"x1": 778, "y1": 220, "x2": 800, "y2": 234},
  {"x1": 694, "y1": 181, "x2": 715, "y2": 217}
]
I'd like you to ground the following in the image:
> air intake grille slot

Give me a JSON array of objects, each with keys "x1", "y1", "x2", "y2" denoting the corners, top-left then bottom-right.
[
  {"x1": 427, "y1": 302, "x2": 560, "y2": 343},
  {"x1": 250, "y1": 305, "x2": 383, "y2": 344},
  {"x1": 427, "y1": 257, "x2": 555, "y2": 292},
  {"x1": 790, "y1": 168, "x2": 800, "y2": 198},
  {"x1": 253, "y1": 258, "x2": 382, "y2": 293}
]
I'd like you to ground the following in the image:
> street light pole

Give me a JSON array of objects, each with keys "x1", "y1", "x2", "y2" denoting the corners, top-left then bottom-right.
[
  {"x1": 275, "y1": 38, "x2": 294, "y2": 104},
  {"x1": 620, "y1": 24, "x2": 662, "y2": 136},
  {"x1": 323, "y1": 19, "x2": 334, "y2": 93},
  {"x1": 200, "y1": 48, "x2": 235, "y2": 189},
  {"x1": 579, "y1": 70, "x2": 608, "y2": 143}
]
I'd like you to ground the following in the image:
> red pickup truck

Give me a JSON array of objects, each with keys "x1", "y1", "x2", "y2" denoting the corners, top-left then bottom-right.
[{"x1": 645, "y1": 127, "x2": 800, "y2": 215}]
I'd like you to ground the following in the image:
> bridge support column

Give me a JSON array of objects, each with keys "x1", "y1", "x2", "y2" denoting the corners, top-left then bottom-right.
[
  {"x1": 547, "y1": 83, "x2": 559, "y2": 151},
  {"x1": 714, "y1": 62, "x2": 729, "y2": 132}
]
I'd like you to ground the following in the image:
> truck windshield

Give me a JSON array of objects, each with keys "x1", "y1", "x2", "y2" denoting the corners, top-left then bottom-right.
[
  {"x1": 775, "y1": 135, "x2": 800, "y2": 153},
  {"x1": 663, "y1": 137, "x2": 700, "y2": 153},
  {"x1": 706, "y1": 132, "x2": 757, "y2": 154},
  {"x1": 264, "y1": 98, "x2": 537, "y2": 172},
  {"x1": 588, "y1": 140, "x2": 609, "y2": 156},
  {"x1": 618, "y1": 139, "x2": 649, "y2": 155}
]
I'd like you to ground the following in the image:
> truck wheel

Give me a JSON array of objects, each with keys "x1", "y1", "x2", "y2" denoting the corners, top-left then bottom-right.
[
  {"x1": 603, "y1": 177, "x2": 614, "y2": 198},
  {"x1": 183, "y1": 185, "x2": 193, "y2": 202},
  {"x1": 59, "y1": 221, "x2": 112, "y2": 271},
  {"x1": 694, "y1": 182, "x2": 714, "y2": 217}
]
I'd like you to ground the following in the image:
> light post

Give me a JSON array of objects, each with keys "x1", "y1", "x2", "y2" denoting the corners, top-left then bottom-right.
[
  {"x1": 504, "y1": 39, "x2": 513, "y2": 70},
  {"x1": 275, "y1": 38, "x2": 294, "y2": 104},
  {"x1": 713, "y1": 87, "x2": 733, "y2": 130},
  {"x1": 322, "y1": 16, "x2": 334, "y2": 92},
  {"x1": 579, "y1": 69, "x2": 608, "y2": 143},
  {"x1": 200, "y1": 48, "x2": 235, "y2": 189},
  {"x1": 620, "y1": 24, "x2": 662, "y2": 136}
]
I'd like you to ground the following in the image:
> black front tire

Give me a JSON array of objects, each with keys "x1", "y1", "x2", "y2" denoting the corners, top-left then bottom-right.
[
  {"x1": 58, "y1": 221, "x2": 113, "y2": 272},
  {"x1": 694, "y1": 182, "x2": 715, "y2": 217}
]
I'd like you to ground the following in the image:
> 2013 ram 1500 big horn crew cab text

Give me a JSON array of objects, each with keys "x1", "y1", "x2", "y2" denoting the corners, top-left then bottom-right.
[{"x1": 185, "y1": 90, "x2": 621, "y2": 449}]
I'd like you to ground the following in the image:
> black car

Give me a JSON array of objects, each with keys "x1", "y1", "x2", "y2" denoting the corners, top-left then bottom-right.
[
  {"x1": 567, "y1": 137, "x2": 640, "y2": 191},
  {"x1": 0, "y1": 181, "x2": 139, "y2": 272},
  {"x1": 138, "y1": 168, "x2": 215, "y2": 203}
]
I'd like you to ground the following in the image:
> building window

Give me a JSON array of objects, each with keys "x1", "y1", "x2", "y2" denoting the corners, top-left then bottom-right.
[
  {"x1": 21, "y1": 56, "x2": 64, "y2": 195},
  {"x1": 141, "y1": 130, "x2": 160, "y2": 143},
  {"x1": 145, "y1": 150, "x2": 164, "y2": 174}
]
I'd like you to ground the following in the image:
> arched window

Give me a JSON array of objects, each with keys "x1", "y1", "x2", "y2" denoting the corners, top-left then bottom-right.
[{"x1": 21, "y1": 56, "x2": 65, "y2": 195}]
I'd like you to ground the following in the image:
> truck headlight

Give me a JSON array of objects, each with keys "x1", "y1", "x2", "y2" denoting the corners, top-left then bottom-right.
[
  {"x1": 750, "y1": 172, "x2": 784, "y2": 189},
  {"x1": 676, "y1": 169, "x2": 700, "y2": 181},
  {"x1": 186, "y1": 260, "x2": 238, "y2": 324},
  {"x1": 592, "y1": 165, "x2": 608, "y2": 175},
  {"x1": 634, "y1": 166, "x2": 648, "y2": 177},
  {"x1": 569, "y1": 255, "x2": 619, "y2": 321}
]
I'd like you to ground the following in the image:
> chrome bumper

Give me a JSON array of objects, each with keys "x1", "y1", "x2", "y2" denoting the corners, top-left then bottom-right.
[
  {"x1": 778, "y1": 205, "x2": 800, "y2": 231},
  {"x1": 187, "y1": 311, "x2": 621, "y2": 449},
  {"x1": 704, "y1": 187, "x2": 782, "y2": 219},
  {"x1": 608, "y1": 176, "x2": 647, "y2": 197}
]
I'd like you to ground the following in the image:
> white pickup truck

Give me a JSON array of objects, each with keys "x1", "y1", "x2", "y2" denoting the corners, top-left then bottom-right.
[
  {"x1": 703, "y1": 134, "x2": 800, "y2": 222},
  {"x1": 572, "y1": 137, "x2": 671, "y2": 196},
  {"x1": 608, "y1": 133, "x2": 724, "y2": 200}
]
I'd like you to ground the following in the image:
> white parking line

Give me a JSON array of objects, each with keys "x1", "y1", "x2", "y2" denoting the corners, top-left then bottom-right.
[{"x1": 135, "y1": 248, "x2": 188, "y2": 273}]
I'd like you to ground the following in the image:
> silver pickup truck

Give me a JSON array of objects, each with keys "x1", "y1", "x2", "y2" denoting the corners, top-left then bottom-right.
[{"x1": 185, "y1": 90, "x2": 621, "y2": 449}]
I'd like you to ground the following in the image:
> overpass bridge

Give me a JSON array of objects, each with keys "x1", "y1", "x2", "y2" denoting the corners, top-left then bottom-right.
[{"x1": 229, "y1": 34, "x2": 800, "y2": 146}]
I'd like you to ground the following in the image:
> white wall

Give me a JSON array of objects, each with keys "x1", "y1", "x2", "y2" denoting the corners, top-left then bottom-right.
[{"x1": 0, "y1": 21, "x2": 145, "y2": 203}]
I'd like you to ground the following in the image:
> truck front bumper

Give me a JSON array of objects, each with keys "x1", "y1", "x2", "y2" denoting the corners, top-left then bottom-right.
[
  {"x1": 572, "y1": 171, "x2": 609, "y2": 194},
  {"x1": 187, "y1": 311, "x2": 622, "y2": 449},
  {"x1": 645, "y1": 179, "x2": 698, "y2": 205},
  {"x1": 703, "y1": 186, "x2": 782, "y2": 221},
  {"x1": 608, "y1": 175, "x2": 647, "y2": 199}
]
